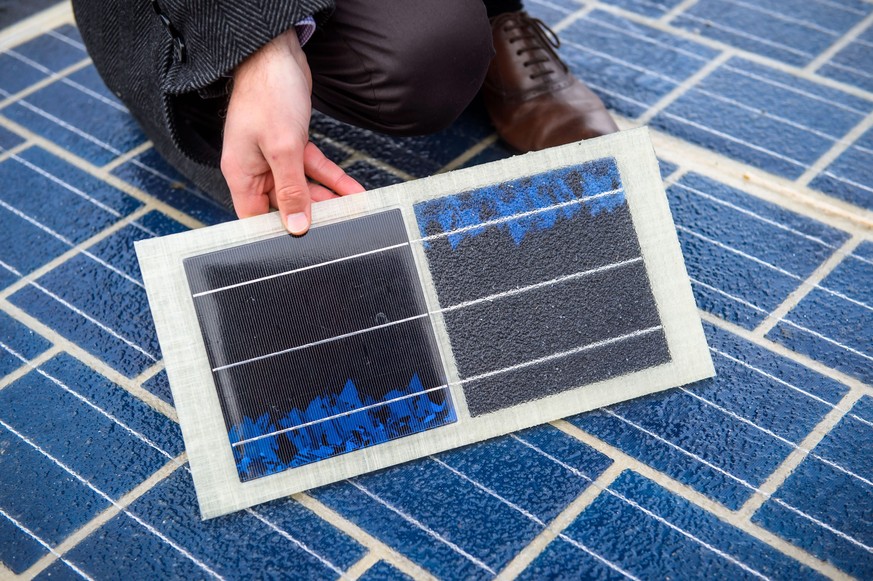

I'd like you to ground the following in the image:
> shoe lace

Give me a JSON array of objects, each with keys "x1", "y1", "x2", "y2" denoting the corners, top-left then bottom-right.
[{"x1": 503, "y1": 14, "x2": 568, "y2": 80}]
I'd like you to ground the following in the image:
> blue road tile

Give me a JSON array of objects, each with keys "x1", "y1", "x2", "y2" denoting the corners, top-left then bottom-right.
[
  {"x1": 658, "y1": 158, "x2": 679, "y2": 178},
  {"x1": 0, "y1": 147, "x2": 141, "y2": 237},
  {"x1": 672, "y1": 0, "x2": 870, "y2": 66},
  {"x1": 8, "y1": 253, "x2": 160, "y2": 378},
  {"x1": 0, "y1": 28, "x2": 88, "y2": 97},
  {"x1": 0, "y1": 354, "x2": 180, "y2": 499},
  {"x1": 312, "y1": 465, "x2": 539, "y2": 579},
  {"x1": 86, "y1": 210, "x2": 188, "y2": 284},
  {"x1": 344, "y1": 160, "x2": 406, "y2": 190},
  {"x1": 254, "y1": 498, "x2": 367, "y2": 572},
  {"x1": 809, "y1": 126, "x2": 873, "y2": 211},
  {"x1": 359, "y1": 561, "x2": 413, "y2": 581},
  {"x1": 0, "y1": 202, "x2": 69, "y2": 283},
  {"x1": 559, "y1": 10, "x2": 720, "y2": 118},
  {"x1": 0, "y1": 310, "x2": 51, "y2": 376},
  {"x1": 571, "y1": 323, "x2": 847, "y2": 509},
  {"x1": 0, "y1": 124, "x2": 24, "y2": 149},
  {"x1": 36, "y1": 512, "x2": 207, "y2": 580},
  {"x1": 142, "y1": 369, "x2": 174, "y2": 406},
  {"x1": 523, "y1": 470, "x2": 824, "y2": 579},
  {"x1": 653, "y1": 58, "x2": 872, "y2": 179},
  {"x1": 753, "y1": 398, "x2": 873, "y2": 577},
  {"x1": 309, "y1": 103, "x2": 493, "y2": 178},
  {"x1": 604, "y1": 0, "x2": 685, "y2": 17},
  {"x1": 3, "y1": 66, "x2": 147, "y2": 165},
  {"x1": 767, "y1": 245, "x2": 873, "y2": 384},
  {"x1": 818, "y1": 38, "x2": 873, "y2": 93},
  {"x1": 311, "y1": 428, "x2": 611, "y2": 578},
  {"x1": 7, "y1": 26, "x2": 88, "y2": 71},
  {"x1": 109, "y1": 468, "x2": 362, "y2": 579},
  {"x1": 0, "y1": 147, "x2": 140, "y2": 281},
  {"x1": 111, "y1": 148, "x2": 234, "y2": 226},
  {"x1": 39, "y1": 354, "x2": 183, "y2": 457},
  {"x1": 0, "y1": 423, "x2": 109, "y2": 573},
  {"x1": 526, "y1": 0, "x2": 578, "y2": 25},
  {"x1": 435, "y1": 425, "x2": 613, "y2": 524},
  {"x1": 0, "y1": 514, "x2": 48, "y2": 575},
  {"x1": 667, "y1": 172, "x2": 849, "y2": 329}
]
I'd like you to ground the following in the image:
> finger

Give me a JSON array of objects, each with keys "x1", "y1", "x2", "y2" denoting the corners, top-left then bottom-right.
[
  {"x1": 268, "y1": 140, "x2": 312, "y2": 235},
  {"x1": 221, "y1": 152, "x2": 271, "y2": 219},
  {"x1": 309, "y1": 183, "x2": 342, "y2": 202},
  {"x1": 303, "y1": 142, "x2": 366, "y2": 195}
]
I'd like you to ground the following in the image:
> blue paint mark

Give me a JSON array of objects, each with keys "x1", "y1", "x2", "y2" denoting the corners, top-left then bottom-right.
[
  {"x1": 230, "y1": 374, "x2": 456, "y2": 481},
  {"x1": 414, "y1": 157, "x2": 624, "y2": 248}
]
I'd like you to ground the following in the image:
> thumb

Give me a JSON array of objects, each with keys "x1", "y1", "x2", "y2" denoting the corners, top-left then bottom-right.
[{"x1": 271, "y1": 145, "x2": 312, "y2": 235}]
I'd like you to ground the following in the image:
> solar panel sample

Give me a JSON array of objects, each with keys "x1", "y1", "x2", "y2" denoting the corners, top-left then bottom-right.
[
  {"x1": 136, "y1": 128, "x2": 715, "y2": 518},
  {"x1": 415, "y1": 157, "x2": 671, "y2": 416},
  {"x1": 183, "y1": 210, "x2": 454, "y2": 482}
]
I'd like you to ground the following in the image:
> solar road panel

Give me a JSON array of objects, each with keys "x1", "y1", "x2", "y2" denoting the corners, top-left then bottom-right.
[{"x1": 137, "y1": 128, "x2": 714, "y2": 518}]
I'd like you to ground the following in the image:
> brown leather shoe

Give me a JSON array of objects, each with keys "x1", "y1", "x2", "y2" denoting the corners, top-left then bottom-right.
[{"x1": 483, "y1": 12, "x2": 619, "y2": 152}]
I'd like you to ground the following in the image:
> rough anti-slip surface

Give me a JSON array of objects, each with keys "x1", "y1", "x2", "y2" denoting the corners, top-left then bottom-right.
[{"x1": 0, "y1": 0, "x2": 871, "y2": 579}]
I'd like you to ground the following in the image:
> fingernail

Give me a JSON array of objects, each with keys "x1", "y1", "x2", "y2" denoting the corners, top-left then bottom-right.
[{"x1": 285, "y1": 212, "x2": 309, "y2": 235}]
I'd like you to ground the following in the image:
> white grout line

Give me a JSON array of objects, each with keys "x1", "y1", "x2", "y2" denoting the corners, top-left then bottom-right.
[
  {"x1": 246, "y1": 509, "x2": 344, "y2": 577},
  {"x1": 565, "y1": 39, "x2": 685, "y2": 84},
  {"x1": 778, "y1": 317, "x2": 873, "y2": 362},
  {"x1": 341, "y1": 552, "x2": 379, "y2": 581},
  {"x1": 657, "y1": 112, "x2": 809, "y2": 169},
  {"x1": 708, "y1": 347, "x2": 873, "y2": 430},
  {"x1": 430, "y1": 456, "x2": 641, "y2": 580},
  {"x1": 691, "y1": 277, "x2": 768, "y2": 313},
  {"x1": 719, "y1": 0, "x2": 842, "y2": 35},
  {"x1": 581, "y1": 11, "x2": 711, "y2": 63},
  {"x1": 583, "y1": 0, "x2": 873, "y2": 103},
  {"x1": 11, "y1": 98, "x2": 124, "y2": 155},
  {"x1": 347, "y1": 480, "x2": 497, "y2": 575},
  {"x1": 805, "y1": 10, "x2": 873, "y2": 74},
  {"x1": 25, "y1": 279, "x2": 157, "y2": 361},
  {"x1": 720, "y1": 64, "x2": 871, "y2": 117},
  {"x1": 821, "y1": 59, "x2": 873, "y2": 80},
  {"x1": 754, "y1": 237, "x2": 864, "y2": 337},
  {"x1": 8, "y1": 150, "x2": 122, "y2": 216},
  {"x1": 0, "y1": 419, "x2": 225, "y2": 579},
  {"x1": 637, "y1": 53, "x2": 731, "y2": 125},
  {"x1": 679, "y1": 387, "x2": 873, "y2": 487},
  {"x1": 45, "y1": 28, "x2": 87, "y2": 51},
  {"x1": 0, "y1": 507, "x2": 95, "y2": 580},
  {"x1": 0, "y1": 340, "x2": 176, "y2": 464},
  {"x1": 677, "y1": 225, "x2": 802, "y2": 279},
  {"x1": 659, "y1": 0, "x2": 701, "y2": 23},
  {"x1": 529, "y1": 0, "x2": 575, "y2": 16},
  {"x1": 798, "y1": 111, "x2": 873, "y2": 187},
  {"x1": 511, "y1": 434, "x2": 772, "y2": 579},
  {"x1": 670, "y1": 182, "x2": 838, "y2": 247},
  {"x1": 599, "y1": 409, "x2": 873, "y2": 553},
  {"x1": 673, "y1": 12, "x2": 815, "y2": 58},
  {"x1": 3, "y1": 48, "x2": 128, "y2": 113},
  {"x1": 21, "y1": 453, "x2": 186, "y2": 580}
]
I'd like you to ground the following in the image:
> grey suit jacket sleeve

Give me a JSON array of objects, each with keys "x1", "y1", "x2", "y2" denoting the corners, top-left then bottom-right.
[{"x1": 71, "y1": 0, "x2": 334, "y2": 204}]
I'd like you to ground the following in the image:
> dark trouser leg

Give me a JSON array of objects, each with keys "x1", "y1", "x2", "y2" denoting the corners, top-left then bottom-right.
[{"x1": 304, "y1": 0, "x2": 495, "y2": 136}]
